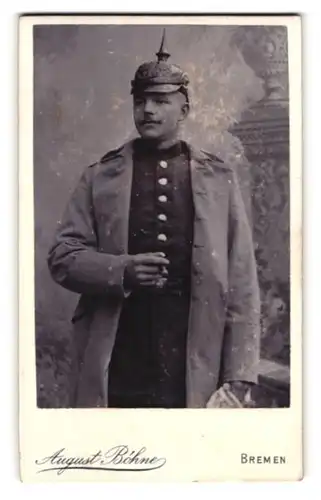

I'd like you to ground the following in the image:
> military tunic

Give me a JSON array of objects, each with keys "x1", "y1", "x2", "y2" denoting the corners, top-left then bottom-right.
[
  {"x1": 108, "y1": 139, "x2": 194, "y2": 408},
  {"x1": 48, "y1": 139, "x2": 261, "y2": 408}
]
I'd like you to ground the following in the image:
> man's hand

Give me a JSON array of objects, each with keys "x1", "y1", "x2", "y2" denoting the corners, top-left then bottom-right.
[
  {"x1": 228, "y1": 381, "x2": 254, "y2": 405},
  {"x1": 206, "y1": 382, "x2": 255, "y2": 408},
  {"x1": 124, "y1": 252, "x2": 169, "y2": 289}
]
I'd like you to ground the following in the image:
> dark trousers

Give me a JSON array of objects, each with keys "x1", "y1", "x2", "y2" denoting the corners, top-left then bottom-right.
[{"x1": 108, "y1": 290, "x2": 190, "y2": 408}]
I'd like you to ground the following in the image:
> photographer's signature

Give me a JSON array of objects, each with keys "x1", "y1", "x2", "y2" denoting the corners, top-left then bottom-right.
[{"x1": 35, "y1": 446, "x2": 166, "y2": 475}]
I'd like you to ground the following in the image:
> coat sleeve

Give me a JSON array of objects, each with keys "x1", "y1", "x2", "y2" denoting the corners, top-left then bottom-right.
[
  {"x1": 47, "y1": 165, "x2": 130, "y2": 297},
  {"x1": 221, "y1": 169, "x2": 261, "y2": 385}
]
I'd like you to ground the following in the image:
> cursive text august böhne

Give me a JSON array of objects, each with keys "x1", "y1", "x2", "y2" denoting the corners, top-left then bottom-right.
[{"x1": 35, "y1": 445, "x2": 167, "y2": 475}]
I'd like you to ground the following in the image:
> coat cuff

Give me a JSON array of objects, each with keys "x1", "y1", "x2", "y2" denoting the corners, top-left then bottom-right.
[
  {"x1": 222, "y1": 372, "x2": 259, "y2": 385},
  {"x1": 65, "y1": 251, "x2": 131, "y2": 297}
]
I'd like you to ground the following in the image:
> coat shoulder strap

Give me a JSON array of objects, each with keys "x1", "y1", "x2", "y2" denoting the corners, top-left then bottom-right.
[
  {"x1": 99, "y1": 144, "x2": 125, "y2": 164},
  {"x1": 199, "y1": 149, "x2": 233, "y2": 172},
  {"x1": 200, "y1": 149, "x2": 224, "y2": 163}
]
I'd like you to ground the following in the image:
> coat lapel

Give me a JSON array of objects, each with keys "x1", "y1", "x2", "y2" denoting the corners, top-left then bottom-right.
[
  {"x1": 187, "y1": 146, "x2": 230, "y2": 406},
  {"x1": 93, "y1": 141, "x2": 134, "y2": 255},
  {"x1": 189, "y1": 145, "x2": 230, "y2": 295}
]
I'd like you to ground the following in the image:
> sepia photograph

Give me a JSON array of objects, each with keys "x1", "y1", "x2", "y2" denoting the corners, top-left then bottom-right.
[
  {"x1": 33, "y1": 21, "x2": 290, "y2": 410},
  {"x1": 19, "y1": 14, "x2": 302, "y2": 481}
]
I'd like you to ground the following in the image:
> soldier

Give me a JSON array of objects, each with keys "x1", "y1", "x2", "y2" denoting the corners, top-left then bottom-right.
[{"x1": 47, "y1": 30, "x2": 260, "y2": 409}]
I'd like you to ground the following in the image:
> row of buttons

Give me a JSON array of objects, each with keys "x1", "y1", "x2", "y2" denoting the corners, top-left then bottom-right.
[{"x1": 157, "y1": 160, "x2": 168, "y2": 244}]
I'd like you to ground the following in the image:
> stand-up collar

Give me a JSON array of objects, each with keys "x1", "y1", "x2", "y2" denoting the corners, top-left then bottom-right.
[{"x1": 133, "y1": 138, "x2": 185, "y2": 161}]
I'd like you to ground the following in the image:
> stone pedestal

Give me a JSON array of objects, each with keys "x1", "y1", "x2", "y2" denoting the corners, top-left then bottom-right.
[{"x1": 230, "y1": 26, "x2": 290, "y2": 406}]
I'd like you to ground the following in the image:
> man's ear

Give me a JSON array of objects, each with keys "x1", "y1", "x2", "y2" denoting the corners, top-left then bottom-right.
[{"x1": 179, "y1": 101, "x2": 190, "y2": 122}]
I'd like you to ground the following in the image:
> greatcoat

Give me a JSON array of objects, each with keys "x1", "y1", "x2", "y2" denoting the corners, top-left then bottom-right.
[{"x1": 47, "y1": 140, "x2": 261, "y2": 408}]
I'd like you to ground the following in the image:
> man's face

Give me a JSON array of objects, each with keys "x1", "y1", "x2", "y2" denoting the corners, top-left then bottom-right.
[{"x1": 133, "y1": 91, "x2": 189, "y2": 142}]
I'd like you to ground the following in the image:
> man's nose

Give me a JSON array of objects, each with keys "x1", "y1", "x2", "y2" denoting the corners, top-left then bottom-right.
[{"x1": 144, "y1": 99, "x2": 156, "y2": 114}]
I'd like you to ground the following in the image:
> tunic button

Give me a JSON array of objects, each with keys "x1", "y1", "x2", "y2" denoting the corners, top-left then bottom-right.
[
  {"x1": 158, "y1": 195, "x2": 167, "y2": 203},
  {"x1": 158, "y1": 177, "x2": 168, "y2": 186},
  {"x1": 157, "y1": 234, "x2": 167, "y2": 242},
  {"x1": 159, "y1": 160, "x2": 168, "y2": 169},
  {"x1": 158, "y1": 213, "x2": 167, "y2": 222}
]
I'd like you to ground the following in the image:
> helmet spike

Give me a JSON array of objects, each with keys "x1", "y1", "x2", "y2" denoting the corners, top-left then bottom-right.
[{"x1": 156, "y1": 28, "x2": 170, "y2": 62}]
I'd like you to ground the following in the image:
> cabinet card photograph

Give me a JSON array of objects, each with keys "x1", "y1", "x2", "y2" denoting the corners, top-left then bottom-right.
[{"x1": 19, "y1": 15, "x2": 302, "y2": 481}]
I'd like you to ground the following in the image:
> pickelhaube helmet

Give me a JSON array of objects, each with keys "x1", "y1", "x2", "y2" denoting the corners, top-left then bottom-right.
[{"x1": 131, "y1": 29, "x2": 189, "y2": 96}]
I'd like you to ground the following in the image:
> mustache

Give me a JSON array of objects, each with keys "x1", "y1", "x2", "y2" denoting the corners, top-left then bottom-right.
[{"x1": 139, "y1": 118, "x2": 162, "y2": 124}]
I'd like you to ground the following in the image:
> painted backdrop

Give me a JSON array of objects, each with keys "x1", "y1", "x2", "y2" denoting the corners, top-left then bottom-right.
[{"x1": 34, "y1": 24, "x2": 289, "y2": 407}]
